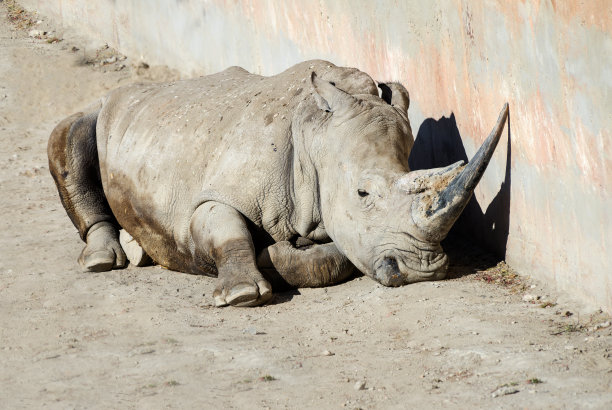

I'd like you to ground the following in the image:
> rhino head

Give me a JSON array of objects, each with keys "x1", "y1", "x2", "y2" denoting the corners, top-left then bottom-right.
[{"x1": 309, "y1": 72, "x2": 509, "y2": 286}]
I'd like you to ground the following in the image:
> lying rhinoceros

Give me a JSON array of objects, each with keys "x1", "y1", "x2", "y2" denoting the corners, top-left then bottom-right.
[{"x1": 48, "y1": 59, "x2": 508, "y2": 307}]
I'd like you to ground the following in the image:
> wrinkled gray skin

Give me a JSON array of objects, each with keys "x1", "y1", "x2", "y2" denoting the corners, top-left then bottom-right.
[{"x1": 48, "y1": 60, "x2": 508, "y2": 307}]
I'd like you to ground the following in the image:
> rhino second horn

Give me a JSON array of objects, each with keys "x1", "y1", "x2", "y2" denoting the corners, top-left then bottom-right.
[{"x1": 412, "y1": 103, "x2": 509, "y2": 241}]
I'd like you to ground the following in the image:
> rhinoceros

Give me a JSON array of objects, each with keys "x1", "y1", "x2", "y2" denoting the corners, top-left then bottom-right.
[{"x1": 48, "y1": 59, "x2": 508, "y2": 307}]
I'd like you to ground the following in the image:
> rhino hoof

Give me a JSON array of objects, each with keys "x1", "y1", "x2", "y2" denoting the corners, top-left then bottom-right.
[
  {"x1": 79, "y1": 250, "x2": 116, "y2": 272},
  {"x1": 119, "y1": 229, "x2": 152, "y2": 267},
  {"x1": 213, "y1": 277, "x2": 273, "y2": 307},
  {"x1": 78, "y1": 222, "x2": 127, "y2": 272}
]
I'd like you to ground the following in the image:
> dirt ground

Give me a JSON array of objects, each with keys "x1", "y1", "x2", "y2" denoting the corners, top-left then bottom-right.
[{"x1": 1, "y1": 3, "x2": 611, "y2": 409}]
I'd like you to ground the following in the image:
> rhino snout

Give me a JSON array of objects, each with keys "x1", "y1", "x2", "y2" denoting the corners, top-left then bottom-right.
[
  {"x1": 373, "y1": 249, "x2": 449, "y2": 287},
  {"x1": 374, "y1": 257, "x2": 403, "y2": 287}
]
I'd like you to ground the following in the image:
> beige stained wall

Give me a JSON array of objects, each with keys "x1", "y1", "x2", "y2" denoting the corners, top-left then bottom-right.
[{"x1": 22, "y1": 0, "x2": 612, "y2": 312}]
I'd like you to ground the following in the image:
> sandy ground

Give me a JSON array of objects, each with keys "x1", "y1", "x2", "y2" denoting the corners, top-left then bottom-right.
[{"x1": 1, "y1": 3, "x2": 611, "y2": 409}]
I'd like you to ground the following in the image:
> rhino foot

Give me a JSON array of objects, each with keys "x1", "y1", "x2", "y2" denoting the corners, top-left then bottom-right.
[
  {"x1": 213, "y1": 271, "x2": 273, "y2": 307},
  {"x1": 119, "y1": 229, "x2": 152, "y2": 267},
  {"x1": 78, "y1": 222, "x2": 127, "y2": 272}
]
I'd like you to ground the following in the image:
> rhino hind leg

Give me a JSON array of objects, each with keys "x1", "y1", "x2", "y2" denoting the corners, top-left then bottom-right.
[
  {"x1": 48, "y1": 111, "x2": 127, "y2": 272},
  {"x1": 257, "y1": 240, "x2": 355, "y2": 288},
  {"x1": 190, "y1": 202, "x2": 273, "y2": 307},
  {"x1": 78, "y1": 222, "x2": 126, "y2": 272}
]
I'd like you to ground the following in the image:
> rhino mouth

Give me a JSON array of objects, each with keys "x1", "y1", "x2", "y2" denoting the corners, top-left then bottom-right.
[{"x1": 373, "y1": 243, "x2": 449, "y2": 287}]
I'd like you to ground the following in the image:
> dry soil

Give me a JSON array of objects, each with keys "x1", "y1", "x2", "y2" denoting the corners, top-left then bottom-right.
[{"x1": 1, "y1": 3, "x2": 610, "y2": 409}]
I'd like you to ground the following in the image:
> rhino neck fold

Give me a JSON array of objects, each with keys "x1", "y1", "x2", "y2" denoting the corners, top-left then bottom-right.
[{"x1": 288, "y1": 102, "x2": 329, "y2": 241}]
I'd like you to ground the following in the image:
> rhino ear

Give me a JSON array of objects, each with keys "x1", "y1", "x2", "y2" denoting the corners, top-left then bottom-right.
[
  {"x1": 378, "y1": 82, "x2": 410, "y2": 114},
  {"x1": 311, "y1": 72, "x2": 357, "y2": 113}
]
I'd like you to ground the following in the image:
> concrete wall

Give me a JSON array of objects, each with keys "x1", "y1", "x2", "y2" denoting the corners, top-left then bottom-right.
[{"x1": 23, "y1": 0, "x2": 611, "y2": 312}]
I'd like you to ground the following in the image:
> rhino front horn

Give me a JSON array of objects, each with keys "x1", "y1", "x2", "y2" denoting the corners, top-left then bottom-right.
[{"x1": 412, "y1": 103, "x2": 509, "y2": 241}]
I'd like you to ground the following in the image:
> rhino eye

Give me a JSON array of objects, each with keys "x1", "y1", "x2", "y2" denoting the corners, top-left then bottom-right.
[{"x1": 357, "y1": 189, "x2": 369, "y2": 198}]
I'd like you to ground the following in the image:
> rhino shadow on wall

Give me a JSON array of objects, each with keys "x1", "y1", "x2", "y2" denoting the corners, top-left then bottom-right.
[{"x1": 408, "y1": 113, "x2": 512, "y2": 274}]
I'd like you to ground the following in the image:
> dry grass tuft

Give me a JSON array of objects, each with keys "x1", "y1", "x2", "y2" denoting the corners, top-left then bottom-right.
[
  {"x1": 6, "y1": 0, "x2": 36, "y2": 30},
  {"x1": 472, "y1": 261, "x2": 527, "y2": 293}
]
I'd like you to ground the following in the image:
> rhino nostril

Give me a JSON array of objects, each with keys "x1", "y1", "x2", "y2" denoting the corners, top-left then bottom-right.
[
  {"x1": 381, "y1": 257, "x2": 398, "y2": 271},
  {"x1": 375, "y1": 257, "x2": 403, "y2": 287}
]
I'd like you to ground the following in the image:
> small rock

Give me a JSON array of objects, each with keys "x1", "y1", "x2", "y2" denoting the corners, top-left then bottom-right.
[
  {"x1": 322, "y1": 350, "x2": 334, "y2": 356},
  {"x1": 491, "y1": 386, "x2": 519, "y2": 398},
  {"x1": 522, "y1": 294, "x2": 541, "y2": 302},
  {"x1": 354, "y1": 380, "x2": 366, "y2": 391},
  {"x1": 596, "y1": 321, "x2": 611, "y2": 329},
  {"x1": 242, "y1": 327, "x2": 258, "y2": 335},
  {"x1": 104, "y1": 56, "x2": 117, "y2": 64},
  {"x1": 28, "y1": 29, "x2": 42, "y2": 38}
]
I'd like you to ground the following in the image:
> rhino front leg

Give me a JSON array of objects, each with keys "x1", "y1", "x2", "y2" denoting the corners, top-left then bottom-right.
[
  {"x1": 258, "y1": 240, "x2": 355, "y2": 288},
  {"x1": 190, "y1": 202, "x2": 273, "y2": 307}
]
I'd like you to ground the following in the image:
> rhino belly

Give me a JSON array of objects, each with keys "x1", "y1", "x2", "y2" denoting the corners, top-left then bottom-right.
[
  {"x1": 103, "y1": 163, "x2": 212, "y2": 275},
  {"x1": 99, "y1": 107, "x2": 219, "y2": 276}
]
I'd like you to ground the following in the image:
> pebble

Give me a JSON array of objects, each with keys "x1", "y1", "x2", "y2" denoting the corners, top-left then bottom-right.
[
  {"x1": 322, "y1": 350, "x2": 334, "y2": 356},
  {"x1": 588, "y1": 322, "x2": 611, "y2": 332},
  {"x1": 491, "y1": 386, "x2": 519, "y2": 397},
  {"x1": 28, "y1": 29, "x2": 44, "y2": 38},
  {"x1": 242, "y1": 327, "x2": 259, "y2": 335},
  {"x1": 354, "y1": 380, "x2": 366, "y2": 391},
  {"x1": 522, "y1": 294, "x2": 541, "y2": 302}
]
